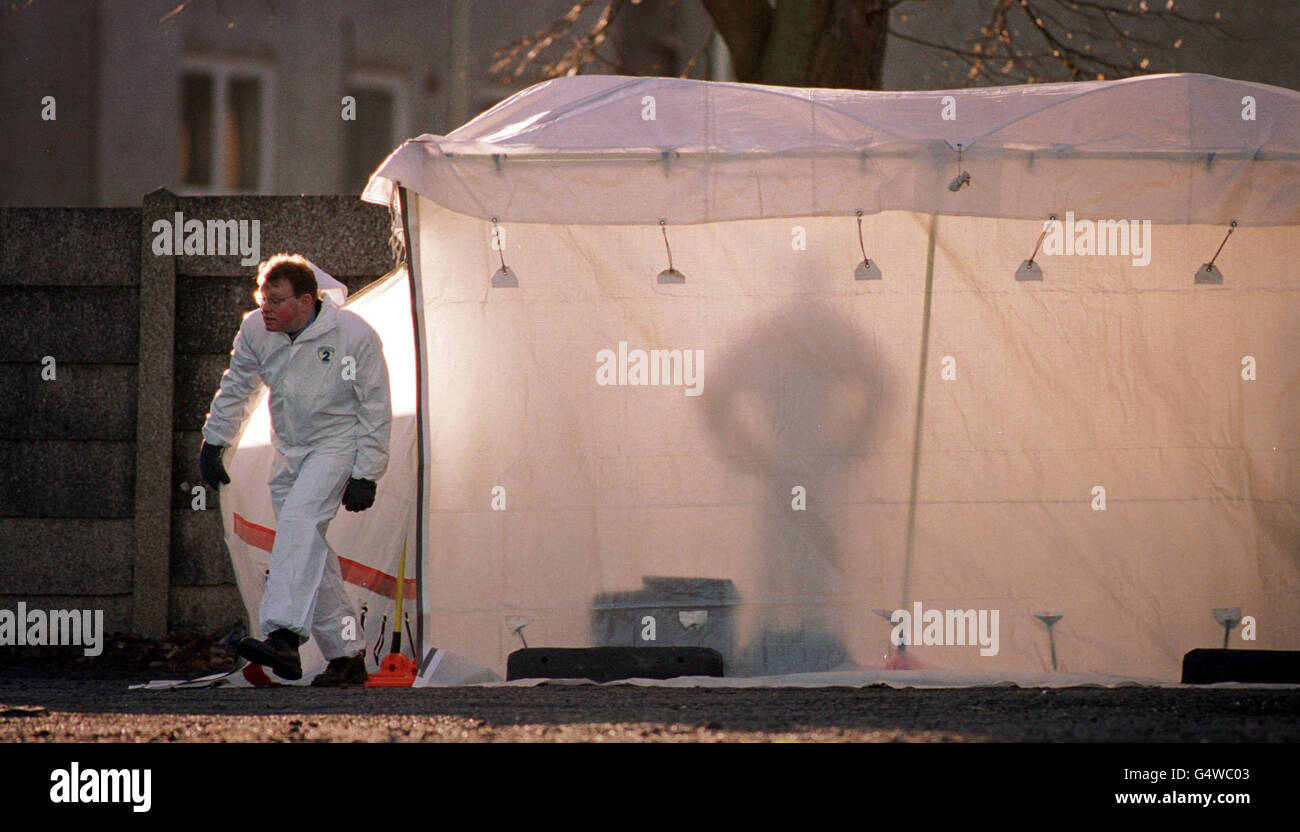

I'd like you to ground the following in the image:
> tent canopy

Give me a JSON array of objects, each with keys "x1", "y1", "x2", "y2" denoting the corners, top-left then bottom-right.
[
  {"x1": 223, "y1": 74, "x2": 1298, "y2": 685},
  {"x1": 364, "y1": 73, "x2": 1300, "y2": 226}
]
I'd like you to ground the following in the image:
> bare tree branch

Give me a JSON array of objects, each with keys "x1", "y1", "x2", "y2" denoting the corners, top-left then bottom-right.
[
  {"x1": 490, "y1": 0, "x2": 1235, "y2": 89},
  {"x1": 890, "y1": 0, "x2": 1230, "y2": 84},
  {"x1": 489, "y1": 1, "x2": 623, "y2": 83},
  {"x1": 160, "y1": 1, "x2": 194, "y2": 23},
  {"x1": 886, "y1": 27, "x2": 990, "y2": 61}
]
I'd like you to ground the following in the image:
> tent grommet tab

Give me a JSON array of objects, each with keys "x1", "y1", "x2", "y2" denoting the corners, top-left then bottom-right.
[
  {"x1": 656, "y1": 218, "x2": 685, "y2": 283},
  {"x1": 853, "y1": 209, "x2": 882, "y2": 280},
  {"x1": 1015, "y1": 214, "x2": 1057, "y2": 281},
  {"x1": 489, "y1": 216, "x2": 518, "y2": 287},
  {"x1": 1195, "y1": 219, "x2": 1237, "y2": 284}
]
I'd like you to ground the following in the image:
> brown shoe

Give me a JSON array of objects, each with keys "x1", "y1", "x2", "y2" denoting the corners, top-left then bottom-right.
[{"x1": 310, "y1": 654, "x2": 368, "y2": 687}]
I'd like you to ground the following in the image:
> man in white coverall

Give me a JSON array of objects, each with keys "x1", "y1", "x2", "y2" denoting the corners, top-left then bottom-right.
[{"x1": 199, "y1": 254, "x2": 391, "y2": 686}]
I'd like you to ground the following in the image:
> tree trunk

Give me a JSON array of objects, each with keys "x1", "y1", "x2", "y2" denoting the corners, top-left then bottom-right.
[{"x1": 705, "y1": 0, "x2": 890, "y2": 90}]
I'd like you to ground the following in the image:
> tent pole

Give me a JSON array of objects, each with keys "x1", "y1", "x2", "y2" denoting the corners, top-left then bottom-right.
[
  {"x1": 398, "y1": 185, "x2": 430, "y2": 667},
  {"x1": 901, "y1": 213, "x2": 938, "y2": 612},
  {"x1": 433, "y1": 146, "x2": 1300, "y2": 164}
]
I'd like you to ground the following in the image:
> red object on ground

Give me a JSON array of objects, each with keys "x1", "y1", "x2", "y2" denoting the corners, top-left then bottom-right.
[
  {"x1": 365, "y1": 653, "x2": 417, "y2": 687},
  {"x1": 241, "y1": 663, "x2": 283, "y2": 687}
]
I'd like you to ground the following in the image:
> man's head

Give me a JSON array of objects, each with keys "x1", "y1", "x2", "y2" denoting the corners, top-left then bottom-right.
[{"x1": 255, "y1": 254, "x2": 318, "y2": 333}]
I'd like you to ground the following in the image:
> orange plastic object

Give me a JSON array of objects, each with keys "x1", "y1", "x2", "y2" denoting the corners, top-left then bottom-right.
[
  {"x1": 242, "y1": 663, "x2": 283, "y2": 687},
  {"x1": 365, "y1": 652, "x2": 417, "y2": 687}
]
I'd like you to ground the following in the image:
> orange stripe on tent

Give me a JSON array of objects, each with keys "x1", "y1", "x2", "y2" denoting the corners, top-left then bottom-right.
[
  {"x1": 232, "y1": 512, "x2": 416, "y2": 600},
  {"x1": 341, "y1": 559, "x2": 417, "y2": 600},
  {"x1": 232, "y1": 512, "x2": 276, "y2": 551}
]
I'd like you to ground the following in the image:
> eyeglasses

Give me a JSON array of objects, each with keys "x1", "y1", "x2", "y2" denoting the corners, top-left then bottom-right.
[{"x1": 255, "y1": 291, "x2": 298, "y2": 307}]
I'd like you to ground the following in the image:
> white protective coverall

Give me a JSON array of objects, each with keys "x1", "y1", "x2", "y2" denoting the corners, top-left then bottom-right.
[{"x1": 202, "y1": 272, "x2": 391, "y2": 661}]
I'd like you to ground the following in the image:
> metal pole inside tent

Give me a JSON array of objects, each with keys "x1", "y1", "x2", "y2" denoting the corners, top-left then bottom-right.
[
  {"x1": 900, "y1": 213, "x2": 939, "y2": 614},
  {"x1": 398, "y1": 185, "x2": 429, "y2": 667}
]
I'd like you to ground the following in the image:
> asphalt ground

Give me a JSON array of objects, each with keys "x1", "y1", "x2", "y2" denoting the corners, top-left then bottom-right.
[
  {"x1": 2, "y1": 667, "x2": 1298, "y2": 743},
  {"x1": 4, "y1": 665, "x2": 1293, "y2": 820}
]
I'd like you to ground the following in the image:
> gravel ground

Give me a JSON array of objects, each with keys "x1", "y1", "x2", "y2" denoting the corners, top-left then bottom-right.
[{"x1": 2, "y1": 667, "x2": 1298, "y2": 743}]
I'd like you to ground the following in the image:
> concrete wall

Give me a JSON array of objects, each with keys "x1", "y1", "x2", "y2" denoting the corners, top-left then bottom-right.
[
  {"x1": 0, "y1": 193, "x2": 396, "y2": 637},
  {"x1": 0, "y1": 205, "x2": 140, "y2": 632}
]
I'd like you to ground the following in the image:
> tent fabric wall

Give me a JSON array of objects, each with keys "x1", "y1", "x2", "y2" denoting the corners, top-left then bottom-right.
[
  {"x1": 392, "y1": 198, "x2": 1297, "y2": 680},
  {"x1": 215, "y1": 73, "x2": 1298, "y2": 683},
  {"x1": 222, "y1": 268, "x2": 420, "y2": 682}
]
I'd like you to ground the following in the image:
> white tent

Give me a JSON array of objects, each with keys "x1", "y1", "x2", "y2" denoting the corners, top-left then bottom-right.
[{"x1": 223, "y1": 73, "x2": 1299, "y2": 684}]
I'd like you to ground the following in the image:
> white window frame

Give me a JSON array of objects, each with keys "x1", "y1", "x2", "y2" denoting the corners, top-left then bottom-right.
[{"x1": 178, "y1": 56, "x2": 275, "y2": 195}]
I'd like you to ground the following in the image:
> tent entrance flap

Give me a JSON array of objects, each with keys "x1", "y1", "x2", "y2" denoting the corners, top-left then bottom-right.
[{"x1": 399, "y1": 185, "x2": 431, "y2": 667}]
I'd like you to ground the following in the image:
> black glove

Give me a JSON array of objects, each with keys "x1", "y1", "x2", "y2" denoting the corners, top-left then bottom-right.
[
  {"x1": 341, "y1": 478, "x2": 377, "y2": 512},
  {"x1": 199, "y1": 441, "x2": 230, "y2": 491}
]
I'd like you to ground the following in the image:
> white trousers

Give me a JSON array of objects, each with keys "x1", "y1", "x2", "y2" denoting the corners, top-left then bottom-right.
[{"x1": 261, "y1": 449, "x2": 365, "y2": 660}]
